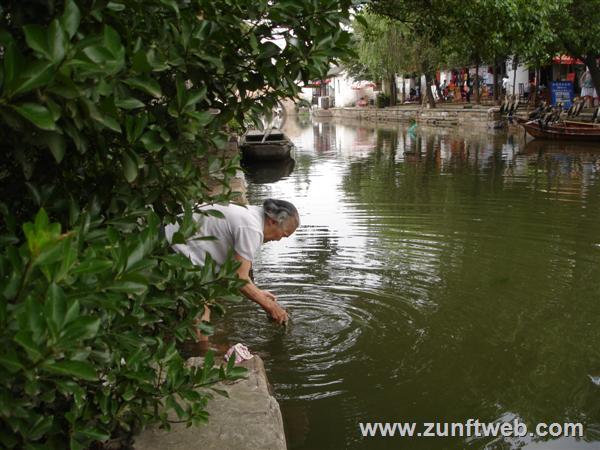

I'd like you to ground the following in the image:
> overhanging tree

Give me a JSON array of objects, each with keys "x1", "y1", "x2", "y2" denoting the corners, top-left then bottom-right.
[{"x1": 0, "y1": 0, "x2": 352, "y2": 448}]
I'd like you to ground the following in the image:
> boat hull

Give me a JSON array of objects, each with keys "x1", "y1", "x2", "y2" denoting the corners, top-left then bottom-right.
[
  {"x1": 240, "y1": 142, "x2": 293, "y2": 160},
  {"x1": 523, "y1": 121, "x2": 600, "y2": 141}
]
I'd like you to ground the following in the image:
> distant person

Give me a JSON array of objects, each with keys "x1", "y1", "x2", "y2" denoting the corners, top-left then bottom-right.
[
  {"x1": 580, "y1": 68, "x2": 597, "y2": 107},
  {"x1": 502, "y1": 75, "x2": 510, "y2": 96},
  {"x1": 165, "y1": 199, "x2": 299, "y2": 342}
]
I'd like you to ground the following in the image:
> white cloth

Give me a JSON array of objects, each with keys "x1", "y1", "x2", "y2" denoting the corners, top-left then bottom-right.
[
  {"x1": 581, "y1": 86, "x2": 597, "y2": 97},
  {"x1": 164, "y1": 204, "x2": 264, "y2": 268},
  {"x1": 224, "y1": 343, "x2": 254, "y2": 363}
]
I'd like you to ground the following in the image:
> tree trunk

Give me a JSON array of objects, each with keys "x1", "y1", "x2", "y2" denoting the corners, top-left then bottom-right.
[
  {"x1": 424, "y1": 71, "x2": 436, "y2": 108},
  {"x1": 389, "y1": 75, "x2": 397, "y2": 106},
  {"x1": 492, "y1": 57, "x2": 499, "y2": 104},
  {"x1": 512, "y1": 57, "x2": 518, "y2": 97},
  {"x1": 434, "y1": 78, "x2": 443, "y2": 101},
  {"x1": 529, "y1": 67, "x2": 540, "y2": 107},
  {"x1": 473, "y1": 60, "x2": 480, "y2": 104},
  {"x1": 401, "y1": 78, "x2": 405, "y2": 103},
  {"x1": 584, "y1": 54, "x2": 600, "y2": 100}
]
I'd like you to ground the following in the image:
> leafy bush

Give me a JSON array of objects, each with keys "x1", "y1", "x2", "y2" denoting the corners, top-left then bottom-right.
[
  {"x1": 0, "y1": 0, "x2": 352, "y2": 447},
  {"x1": 376, "y1": 92, "x2": 390, "y2": 108}
]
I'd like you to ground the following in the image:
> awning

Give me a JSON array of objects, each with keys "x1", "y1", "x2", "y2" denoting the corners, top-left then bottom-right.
[
  {"x1": 307, "y1": 79, "x2": 331, "y2": 87},
  {"x1": 351, "y1": 81, "x2": 376, "y2": 90},
  {"x1": 552, "y1": 55, "x2": 584, "y2": 65}
]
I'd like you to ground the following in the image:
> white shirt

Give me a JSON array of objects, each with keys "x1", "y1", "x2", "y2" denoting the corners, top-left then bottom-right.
[{"x1": 164, "y1": 204, "x2": 264, "y2": 268}]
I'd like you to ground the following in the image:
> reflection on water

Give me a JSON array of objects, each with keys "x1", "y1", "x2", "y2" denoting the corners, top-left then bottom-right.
[
  {"x1": 242, "y1": 157, "x2": 296, "y2": 184},
  {"x1": 216, "y1": 118, "x2": 600, "y2": 450}
]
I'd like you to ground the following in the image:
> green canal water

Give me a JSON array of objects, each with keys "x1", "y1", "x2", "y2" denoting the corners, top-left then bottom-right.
[{"x1": 218, "y1": 118, "x2": 600, "y2": 450}]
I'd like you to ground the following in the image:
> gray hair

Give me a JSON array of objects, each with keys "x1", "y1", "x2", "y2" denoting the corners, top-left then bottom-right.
[{"x1": 263, "y1": 198, "x2": 300, "y2": 228}]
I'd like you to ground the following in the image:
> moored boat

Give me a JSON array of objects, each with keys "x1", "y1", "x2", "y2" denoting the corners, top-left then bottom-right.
[
  {"x1": 240, "y1": 129, "x2": 293, "y2": 161},
  {"x1": 522, "y1": 120, "x2": 600, "y2": 141}
]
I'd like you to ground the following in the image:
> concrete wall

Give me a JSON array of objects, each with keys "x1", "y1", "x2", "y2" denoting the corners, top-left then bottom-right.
[{"x1": 316, "y1": 106, "x2": 503, "y2": 129}]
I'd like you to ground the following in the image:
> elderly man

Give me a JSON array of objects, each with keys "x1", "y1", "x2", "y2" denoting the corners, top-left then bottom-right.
[{"x1": 165, "y1": 198, "x2": 299, "y2": 340}]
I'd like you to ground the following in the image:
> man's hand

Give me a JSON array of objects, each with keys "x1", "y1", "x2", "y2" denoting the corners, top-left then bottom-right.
[
  {"x1": 234, "y1": 254, "x2": 289, "y2": 325},
  {"x1": 263, "y1": 293, "x2": 288, "y2": 325}
]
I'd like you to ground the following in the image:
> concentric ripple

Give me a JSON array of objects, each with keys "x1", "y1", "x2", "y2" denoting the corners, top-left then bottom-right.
[{"x1": 215, "y1": 120, "x2": 600, "y2": 450}]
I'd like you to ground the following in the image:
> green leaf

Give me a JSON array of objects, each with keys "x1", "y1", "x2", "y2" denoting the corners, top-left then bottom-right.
[
  {"x1": 186, "y1": 111, "x2": 214, "y2": 126},
  {"x1": 210, "y1": 387, "x2": 229, "y2": 398},
  {"x1": 115, "y1": 98, "x2": 145, "y2": 109},
  {"x1": 64, "y1": 300, "x2": 80, "y2": 325},
  {"x1": 34, "y1": 207, "x2": 49, "y2": 231},
  {"x1": 107, "y1": 2, "x2": 126, "y2": 11},
  {"x1": 184, "y1": 87, "x2": 207, "y2": 108},
  {"x1": 48, "y1": 19, "x2": 67, "y2": 63},
  {"x1": 2, "y1": 34, "x2": 17, "y2": 87},
  {"x1": 106, "y1": 280, "x2": 147, "y2": 295},
  {"x1": 140, "y1": 131, "x2": 163, "y2": 151},
  {"x1": 23, "y1": 25, "x2": 50, "y2": 59},
  {"x1": 43, "y1": 360, "x2": 97, "y2": 381},
  {"x1": 61, "y1": 0, "x2": 81, "y2": 39},
  {"x1": 35, "y1": 240, "x2": 66, "y2": 266},
  {"x1": 198, "y1": 320, "x2": 213, "y2": 336},
  {"x1": 227, "y1": 366, "x2": 248, "y2": 379},
  {"x1": 46, "y1": 283, "x2": 67, "y2": 331},
  {"x1": 82, "y1": 45, "x2": 113, "y2": 63},
  {"x1": 61, "y1": 317, "x2": 101, "y2": 341},
  {"x1": 75, "y1": 428, "x2": 111, "y2": 441},
  {"x1": 103, "y1": 26, "x2": 122, "y2": 56},
  {"x1": 46, "y1": 132, "x2": 66, "y2": 163},
  {"x1": 0, "y1": 351, "x2": 24, "y2": 373},
  {"x1": 121, "y1": 151, "x2": 138, "y2": 182},
  {"x1": 28, "y1": 415, "x2": 54, "y2": 440},
  {"x1": 159, "y1": 0, "x2": 180, "y2": 16},
  {"x1": 14, "y1": 331, "x2": 42, "y2": 361},
  {"x1": 12, "y1": 103, "x2": 57, "y2": 130},
  {"x1": 205, "y1": 208, "x2": 225, "y2": 218},
  {"x1": 124, "y1": 76, "x2": 162, "y2": 97},
  {"x1": 88, "y1": 104, "x2": 121, "y2": 132},
  {"x1": 54, "y1": 236, "x2": 77, "y2": 282},
  {"x1": 12, "y1": 61, "x2": 55, "y2": 96},
  {"x1": 171, "y1": 231, "x2": 186, "y2": 244},
  {"x1": 71, "y1": 259, "x2": 113, "y2": 275},
  {"x1": 26, "y1": 296, "x2": 45, "y2": 340}
]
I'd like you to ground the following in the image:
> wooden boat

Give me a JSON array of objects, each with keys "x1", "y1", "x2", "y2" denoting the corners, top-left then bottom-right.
[
  {"x1": 563, "y1": 120, "x2": 600, "y2": 128},
  {"x1": 522, "y1": 120, "x2": 600, "y2": 141},
  {"x1": 240, "y1": 129, "x2": 293, "y2": 160}
]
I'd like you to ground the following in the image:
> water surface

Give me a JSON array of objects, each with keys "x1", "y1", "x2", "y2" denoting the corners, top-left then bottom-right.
[{"x1": 219, "y1": 118, "x2": 600, "y2": 449}]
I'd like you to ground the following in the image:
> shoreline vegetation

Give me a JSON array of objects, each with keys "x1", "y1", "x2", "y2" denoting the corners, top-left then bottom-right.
[{"x1": 0, "y1": 0, "x2": 352, "y2": 448}]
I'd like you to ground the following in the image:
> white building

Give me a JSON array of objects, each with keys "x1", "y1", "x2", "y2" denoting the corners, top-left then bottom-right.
[{"x1": 304, "y1": 67, "x2": 377, "y2": 108}]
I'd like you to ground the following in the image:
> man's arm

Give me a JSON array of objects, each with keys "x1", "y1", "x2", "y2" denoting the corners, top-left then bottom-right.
[{"x1": 234, "y1": 254, "x2": 288, "y2": 325}]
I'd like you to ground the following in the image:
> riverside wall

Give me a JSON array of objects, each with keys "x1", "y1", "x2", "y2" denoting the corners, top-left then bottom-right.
[{"x1": 313, "y1": 105, "x2": 504, "y2": 129}]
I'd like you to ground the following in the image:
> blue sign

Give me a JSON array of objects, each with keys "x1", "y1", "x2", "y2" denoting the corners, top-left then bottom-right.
[{"x1": 551, "y1": 81, "x2": 574, "y2": 108}]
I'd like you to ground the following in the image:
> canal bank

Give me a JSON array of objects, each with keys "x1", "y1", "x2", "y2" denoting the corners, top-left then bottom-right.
[
  {"x1": 312, "y1": 104, "x2": 504, "y2": 129},
  {"x1": 134, "y1": 356, "x2": 286, "y2": 450}
]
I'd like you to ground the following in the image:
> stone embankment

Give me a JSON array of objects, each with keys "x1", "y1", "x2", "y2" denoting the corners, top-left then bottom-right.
[
  {"x1": 313, "y1": 105, "x2": 504, "y2": 129},
  {"x1": 134, "y1": 356, "x2": 286, "y2": 450}
]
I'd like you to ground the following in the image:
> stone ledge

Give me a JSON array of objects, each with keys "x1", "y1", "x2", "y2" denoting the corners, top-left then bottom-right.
[
  {"x1": 133, "y1": 355, "x2": 286, "y2": 450},
  {"x1": 321, "y1": 106, "x2": 502, "y2": 128}
]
